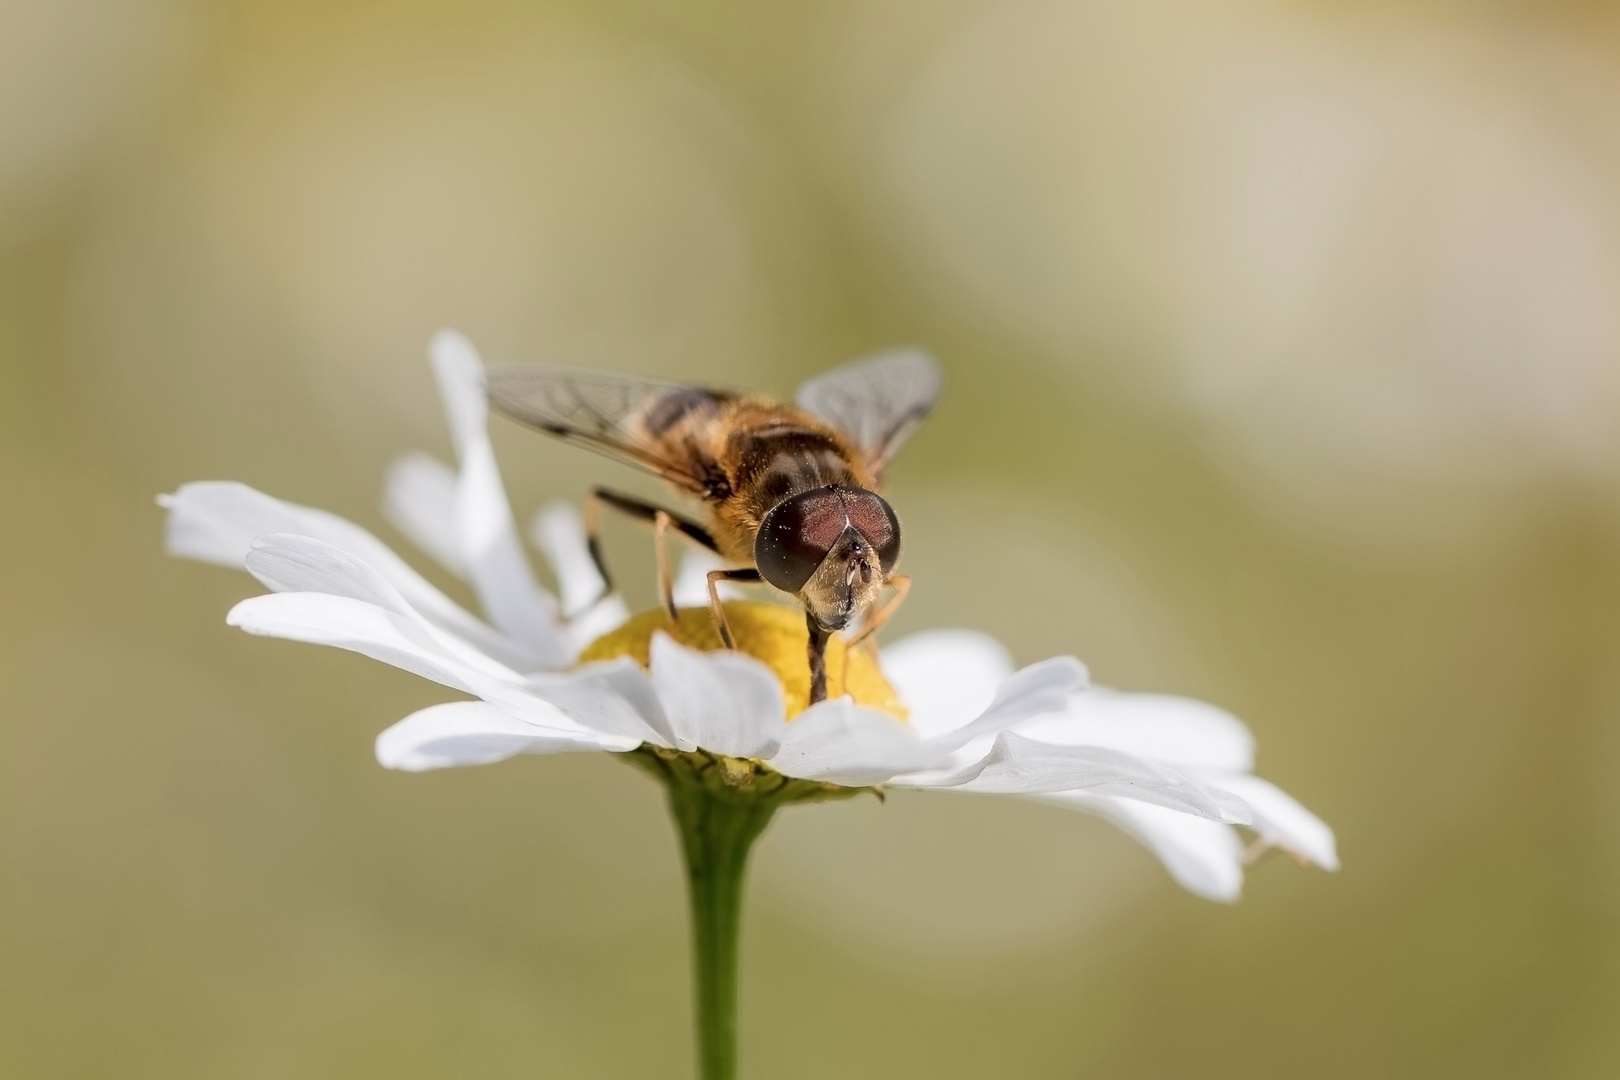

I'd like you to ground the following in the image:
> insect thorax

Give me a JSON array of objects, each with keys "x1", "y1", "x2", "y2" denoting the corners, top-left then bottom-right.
[{"x1": 731, "y1": 428, "x2": 863, "y2": 513}]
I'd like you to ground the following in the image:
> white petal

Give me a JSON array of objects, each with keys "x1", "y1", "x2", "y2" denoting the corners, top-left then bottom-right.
[
  {"x1": 229, "y1": 580, "x2": 668, "y2": 754},
  {"x1": 1015, "y1": 689, "x2": 1256, "y2": 772},
  {"x1": 1039, "y1": 792, "x2": 1245, "y2": 902},
  {"x1": 160, "y1": 480, "x2": 315, "y2": 568},
  {"x1": 526, "y1": 659, "x2": 675, "y2": 748},
  {"x1": 376, "y1": 701, "x2": 635, "y2": 772},
  {"x1": 929, "y1": 655, "x2": 1089, "y2": 750},
  {"x1": 246, "y1": 532, "x2": 413, "y2": 608},
  {"x1": 907, "y1": 732, "x2": 1252, "y2": 823},
  {"x1": 161, "y1": 480, "x2": 414, "y2": 579},
  {"x1": 243, "y1": 534, "x2": 524, "y2": 682},
  {"x1": 768, "y1": 699, "x2": 947, "y2": 786},
  {"x1": 458, "y1": 440, "x2": 560, "y2": 640},
  {"x1": 879, "y1": 630, "x2": 1013, "y2": 740},
  {"x1": 531, "y1": 502, "x2": 629, "y2": 650},
  {"x1": 160, "y1": 481, "x2": 541, "y2": 671},
  {"x1": 428, "y1": 329, "x2": 494, "y2": 460},
  {"x1": 531, "y1": 501, "x2": 605, "y2": 614},
  {"x1": 1202, "y1": 772, "x2": 1339, "y2": 870},
  {"x1": 383, "y1": 451, "x2": 464, "y2": 576},
  {"x1": 227, "y1": 591, "x2": 484, "y2": 694},
  {"x1": 227, "y1": 588, "x2": 629, "y2": 739},
  {"x1": 670, "y1": 547, "x2": 749, "y2": 610},
  {"x1": 648, "y1": 634, "x2": 786, "y2": 758},
  {"x1": 430, "y1": 331, "x2": 565, "y2": 663}
]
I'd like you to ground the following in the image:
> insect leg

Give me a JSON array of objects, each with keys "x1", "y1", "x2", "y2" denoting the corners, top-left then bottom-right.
[
  {"x1": 582, "y1": 490, "x2": 614, "y2": 600},
  {"x1": 582, "y1": 487, "x2": 720, "y2": 612},
  {"x1": 806, "y1": 612, "x2": 831, "y2": 706},
  {"x1": 591, "y1": 488, "x2": 720, "y2": 550},
  {"x1": 653, "y1": 511, "x2": 677, "y2": 624},
  {"x1": 706, "y1": 568, "x2": 761, "y2": 649},
  {"x1": 845, "y1": 574, "x2": 911, "y2": 650}
]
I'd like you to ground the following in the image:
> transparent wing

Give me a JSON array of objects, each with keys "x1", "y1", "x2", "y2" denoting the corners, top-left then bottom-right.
[
  {"x1": 795, "y1": 347, "x2": 943, "y2": 475},
  {"x1": 485, "y1": 365, "x2": 715, "y2": 492}
]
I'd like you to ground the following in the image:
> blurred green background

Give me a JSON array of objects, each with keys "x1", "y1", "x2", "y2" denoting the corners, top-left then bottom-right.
[{"x1": 6, "y1": 0, "x2": 1620, "y2": 1076}]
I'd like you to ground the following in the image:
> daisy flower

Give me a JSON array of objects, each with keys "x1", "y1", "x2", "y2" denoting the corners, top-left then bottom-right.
[{"x1": 161, "y1": 331, "x2": 1335, "y2": 1079}]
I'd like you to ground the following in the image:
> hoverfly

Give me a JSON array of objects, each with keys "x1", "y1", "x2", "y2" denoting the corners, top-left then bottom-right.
[{"x1": 486, "y1": 349, "x2": 942, "y2": 705}]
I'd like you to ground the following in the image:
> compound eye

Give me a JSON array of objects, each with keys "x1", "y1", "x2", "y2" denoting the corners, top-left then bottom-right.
[
  {"x1": 844, "y1": 490, "x2": 901, "y2": 573},
  {"x1": 754, "y1": 489, "x2": 846, "y2": 593}
]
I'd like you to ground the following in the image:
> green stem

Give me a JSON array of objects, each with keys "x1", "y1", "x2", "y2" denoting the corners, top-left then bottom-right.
[
  {"x1": 665, "y1": 774, "x2": 777, "y2": 1080},
  {"x1": 627, "y1": 747, "x2": 864, "y2": 1079}
]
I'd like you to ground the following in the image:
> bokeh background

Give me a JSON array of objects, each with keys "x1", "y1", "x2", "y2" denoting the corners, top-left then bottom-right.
[{"x1": 5, "y1": 0, "x2": 1620, "y2": 1076}]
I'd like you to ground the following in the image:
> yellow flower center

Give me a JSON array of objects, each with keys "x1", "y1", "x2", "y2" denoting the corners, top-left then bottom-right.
[{"x1": 579, "y1": 602, "x2": 906, "y2": 720}]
